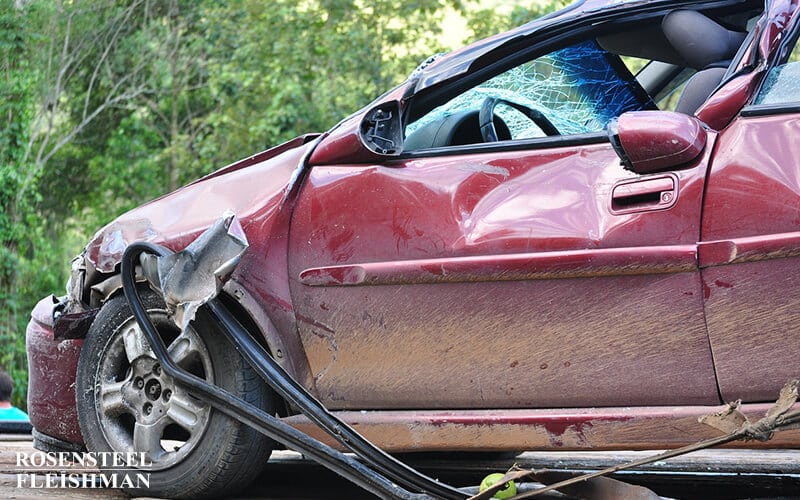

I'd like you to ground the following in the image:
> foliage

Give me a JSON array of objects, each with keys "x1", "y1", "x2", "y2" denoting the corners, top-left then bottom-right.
[
  {"x1": 465, "y1": 0, "x2": 570, "y2": 41},
  {"x1": 0, "y1": 0, "x2": 559, "y2": 410}
]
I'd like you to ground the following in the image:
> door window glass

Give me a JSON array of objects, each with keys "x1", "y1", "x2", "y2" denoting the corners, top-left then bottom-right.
[
  {"x1": 405, "y1": 40, "x2": 654, "y2": 149},
  {"x1": 754, "y1": 36, "x2": 800, "y2": 105}
]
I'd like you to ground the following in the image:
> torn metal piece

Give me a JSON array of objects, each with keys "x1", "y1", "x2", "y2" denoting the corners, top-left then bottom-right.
[
  {"x1": 53, "y1": 308, "x2": 100, "y2": 340},
  {"x1": 63, "y1": 254, "x2": 88, "y2": 316},
  {"x1": 141, "y1": 212, "x2": 248, "y2": 331}
]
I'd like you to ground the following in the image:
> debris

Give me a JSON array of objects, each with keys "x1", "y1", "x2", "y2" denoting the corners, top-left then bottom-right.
[
  {"x1": 470, "y1": 379, "x2": 800, "y2": 499},
  {"x1": 140, "y1": 212, "x2": 248, "y2": 331},
  {"x1": 480, "y1": 472, "x2": 517, "y2": 499}
]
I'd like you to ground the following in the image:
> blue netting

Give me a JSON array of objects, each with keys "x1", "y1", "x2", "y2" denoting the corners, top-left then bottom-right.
[{"x1": 407, "y1": 40, "x2": 649, "y2": 139}]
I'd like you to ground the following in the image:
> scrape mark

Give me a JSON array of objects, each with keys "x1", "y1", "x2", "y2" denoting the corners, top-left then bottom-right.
[
  {"x1": 297, "y1": 314, "x2": 335, "y2": 334},
  {"x1": 543, "y1": 420, "x2": 595, "y2": 447},
  {"x1": 457, "y1": 163, "x2": 510, "y2": 178},
  {"x1": 309, "y1": 327, "x2": 338, "y2": 384}
]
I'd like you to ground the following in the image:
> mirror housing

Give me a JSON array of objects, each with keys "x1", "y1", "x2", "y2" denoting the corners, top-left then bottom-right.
[
  {"x1": 309, "y1": 101, "x2": 403, "y2": 165},
  {"x1": 608, "y1": 111, "x2": 707, "y2": 175}
]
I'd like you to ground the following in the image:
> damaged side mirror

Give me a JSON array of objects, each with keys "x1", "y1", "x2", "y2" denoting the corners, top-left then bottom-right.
[
  {"x1": 360, "y1": 101, "x2": 403, "y2": 156},
  {"x1": 608, "y1": 111, "x2": 707, "y2": 175},
  {"x1": 308, "y1": 101, "x2": 403, "y2": 165}
]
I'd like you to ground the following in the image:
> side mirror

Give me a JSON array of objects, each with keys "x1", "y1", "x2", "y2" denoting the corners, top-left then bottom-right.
[
  {"x1": 360, "y1": 102, "x2": 403, "y2": 156},
  {"x1": 608, "y1": 111, "x2": 707, "y2": 174},
  {"x1": 308, "y1": 101, "x2": 403, "y2": 165}
]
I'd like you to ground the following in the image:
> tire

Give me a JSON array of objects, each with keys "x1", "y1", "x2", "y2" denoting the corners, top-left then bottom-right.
[{"x1": 76, "y1": 290, "x2": 275, "y2": 498}]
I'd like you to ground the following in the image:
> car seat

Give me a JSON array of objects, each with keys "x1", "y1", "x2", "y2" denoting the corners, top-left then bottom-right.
[{"x1": 662, "y1": 10, "x2": 747, "y2": 115}]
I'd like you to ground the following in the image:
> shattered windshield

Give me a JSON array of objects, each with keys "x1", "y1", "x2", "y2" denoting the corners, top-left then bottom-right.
[{"x1": 406, "y1": 40, "x2": 654, "y2": 142}]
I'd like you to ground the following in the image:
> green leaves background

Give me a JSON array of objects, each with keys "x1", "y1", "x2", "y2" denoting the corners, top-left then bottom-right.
[{"x1": 0, "y1": 0, "x2": 565, "y2": 408}]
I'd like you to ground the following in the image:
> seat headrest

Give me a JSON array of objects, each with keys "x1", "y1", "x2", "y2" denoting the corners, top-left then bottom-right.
[{"x1": 662, "y1": 10, "x2": 747, "y2": 70}]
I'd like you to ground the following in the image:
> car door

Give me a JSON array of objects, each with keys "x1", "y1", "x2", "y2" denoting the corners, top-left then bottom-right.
[
  {"x1": 287, "y1": 37, "x2": 719, "y2": 410},
  {"x1": 700, "y1": 3, "x2": 800, "y2": 402}
]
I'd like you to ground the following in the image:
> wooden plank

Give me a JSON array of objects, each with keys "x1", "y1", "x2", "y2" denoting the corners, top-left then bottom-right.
[
  {"x1": 0, "y1": 433, "x2": 32, "y2": 441},
  {"x1": 399, "y1": 449, "x2": 800, "y2": 475},
  {"x1": 0, "y1": 473, "x2": 128, "y2": 499}
]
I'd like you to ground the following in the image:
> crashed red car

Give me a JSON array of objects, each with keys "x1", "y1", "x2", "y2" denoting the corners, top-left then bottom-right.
[{"x1": 25, "y1": 0, "x2": 800, "y2": 497}]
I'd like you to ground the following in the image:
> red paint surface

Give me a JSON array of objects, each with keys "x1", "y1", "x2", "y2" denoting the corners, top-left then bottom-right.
[
  {"x1": 283, "y1": 404, "x2": 800, "y2": 451},
  {"x1": 25, "y1": 297, "x2": 84, "y2": 444},
  {"x1": 696, "y1": 73, "x2": 760, "y2": 130},
  {"x1": 81, "y1": 140, "x2": 319, "y2": 389},
  {"x1": 701, "y1": 111, "x2": 800, "y2": 401},
  {"x1": 299, "y1": 245, "x2": 697, "y2": 287},
  {"x1": 288, "y1": 140, "x2": 718, "y2": 409},
  {"x1": 617, "y1": 111, "x2": 706, "y2": 173}
]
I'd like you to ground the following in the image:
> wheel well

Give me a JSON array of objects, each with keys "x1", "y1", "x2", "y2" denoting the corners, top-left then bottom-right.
[
  {"x1": 214, "y1": 292, "x2": 291, "y2": 418},
  {"x1": 95, "y1": 278, "x2": 290, "y2": 418}
]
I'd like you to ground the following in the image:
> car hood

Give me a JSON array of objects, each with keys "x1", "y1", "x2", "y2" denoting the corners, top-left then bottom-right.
[{"x1": 85, "y1": 135, "x2": 320, "y2": 273}]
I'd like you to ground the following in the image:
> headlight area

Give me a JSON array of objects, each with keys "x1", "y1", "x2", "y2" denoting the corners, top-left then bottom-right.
[{"x1": 26, "y1": 249, "x2": 139, "y2": 453}]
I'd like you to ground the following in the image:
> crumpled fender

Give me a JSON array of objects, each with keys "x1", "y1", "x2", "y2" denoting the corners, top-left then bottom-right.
[
  {"x1": 85, "y1": 135, "x2": 318, "y2": 273},
  {"x1": 67, "y1": 135, "x2": 320, "y2": 390}
]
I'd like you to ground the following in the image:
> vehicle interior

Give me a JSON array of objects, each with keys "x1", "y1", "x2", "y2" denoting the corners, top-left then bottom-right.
[{"x1": 403, "y1": 2, "x2": 764, "y2": 151}]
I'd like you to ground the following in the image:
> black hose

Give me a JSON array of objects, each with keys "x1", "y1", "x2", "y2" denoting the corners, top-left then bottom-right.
[{"x1": 121, "y1": 242, "x2": 422, "y2": 500}]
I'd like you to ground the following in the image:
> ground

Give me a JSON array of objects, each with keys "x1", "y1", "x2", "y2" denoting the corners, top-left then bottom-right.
[{"x1": 2, "y1": 433, "x2": 799, "y2": 499}]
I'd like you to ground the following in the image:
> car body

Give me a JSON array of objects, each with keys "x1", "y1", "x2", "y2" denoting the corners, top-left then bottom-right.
[{"x1": 25, "y1": 0, "x2": 800, "y2": 490}]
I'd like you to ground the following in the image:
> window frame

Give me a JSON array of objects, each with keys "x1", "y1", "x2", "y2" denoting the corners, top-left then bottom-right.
[
  {"x1": 398, "y1": 14, "x2": 681, "y2": 159},
  {"x1": 739, "y1": 7, "x2": 800, "y2": 116}
]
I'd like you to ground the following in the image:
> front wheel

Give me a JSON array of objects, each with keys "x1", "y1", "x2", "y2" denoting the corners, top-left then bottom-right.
[{"x1": 76, "y1": 291, "x2": 275, "y2": 498}]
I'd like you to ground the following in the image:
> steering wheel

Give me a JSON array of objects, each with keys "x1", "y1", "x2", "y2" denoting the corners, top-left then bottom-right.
[{"x1": 479, "y1": 97, "x2": 560, "y2": 142}]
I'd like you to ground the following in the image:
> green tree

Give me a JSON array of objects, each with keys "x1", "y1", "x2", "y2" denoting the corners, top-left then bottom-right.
[
  {"x1": 465, "y1": 0, "x2": 570, "y2": 42},
  {"x1": 2, "y1": 0, "x2": 476, "y2": 409},
  {"x1": 1, "y1": 0, "x2": 41, "y2": 406}
]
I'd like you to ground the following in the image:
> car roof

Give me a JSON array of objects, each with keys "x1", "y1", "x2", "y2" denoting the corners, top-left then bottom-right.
[{"x1": 413, "y1": 0, "x2": 760, "y2": 92}]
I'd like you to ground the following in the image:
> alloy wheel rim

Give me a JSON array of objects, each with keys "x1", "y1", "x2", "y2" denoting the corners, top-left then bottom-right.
[{"x1": 95, "y1": 312, "x2": 213, "y2": 471}]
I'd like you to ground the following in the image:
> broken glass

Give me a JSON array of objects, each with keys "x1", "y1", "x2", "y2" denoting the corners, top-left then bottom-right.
[{"x1": 406, "y1": 40, "x2": 652, "y2": 142}]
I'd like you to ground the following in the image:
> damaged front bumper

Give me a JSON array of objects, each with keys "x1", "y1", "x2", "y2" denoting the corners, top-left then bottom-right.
[{"x1": 25, "y1": 295, "x2": 85, "y2": 447}]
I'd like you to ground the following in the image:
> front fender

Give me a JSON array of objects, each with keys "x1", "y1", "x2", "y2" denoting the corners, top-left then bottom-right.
[{"x1": 67, "y1": 136, "x2": 320, "y2": 393}]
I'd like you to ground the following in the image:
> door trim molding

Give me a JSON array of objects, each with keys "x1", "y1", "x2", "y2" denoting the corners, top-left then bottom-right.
[
  {"x1": 698, "y1": 231, "x2": 800, "y2": 268},
  {"x1": 299, "y1": 245, "x2": 697, "y2": 286}
]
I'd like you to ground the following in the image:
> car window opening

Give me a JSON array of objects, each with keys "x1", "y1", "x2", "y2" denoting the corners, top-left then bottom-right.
[{"x1": 403, "y1": 4, "x2": 764, "y2": 153}]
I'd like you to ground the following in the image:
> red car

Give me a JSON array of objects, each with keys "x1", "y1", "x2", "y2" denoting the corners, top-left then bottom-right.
[{"x1": 25, "y1": 0, "x2": 800, "y2": 497}]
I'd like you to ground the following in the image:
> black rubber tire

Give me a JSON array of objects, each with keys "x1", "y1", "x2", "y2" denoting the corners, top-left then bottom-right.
[{"x1": 76, "y1": 290, "x2": 275, "y2": 499}]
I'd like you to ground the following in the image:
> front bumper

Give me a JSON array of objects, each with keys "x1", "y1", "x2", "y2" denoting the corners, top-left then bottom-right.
[{"x1": 25, "y1": 295, "x2": 84, "y2": 445}]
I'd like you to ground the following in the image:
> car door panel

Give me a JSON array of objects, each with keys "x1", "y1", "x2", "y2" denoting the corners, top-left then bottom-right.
[
  {"x1": 288, "y1": 141, "x2": 719, "y2": 409},
  {"x1": 701, "y1": 114, "x2": 800, "y2": 401}
]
